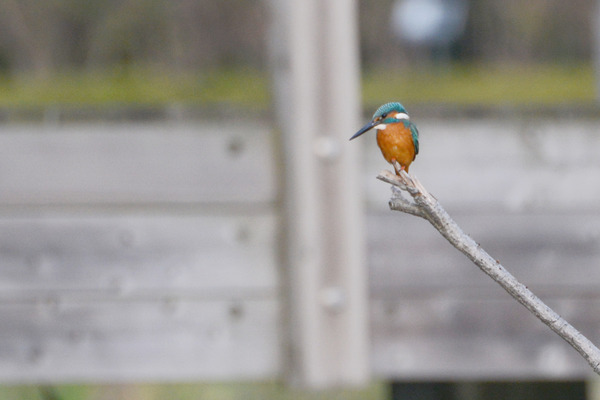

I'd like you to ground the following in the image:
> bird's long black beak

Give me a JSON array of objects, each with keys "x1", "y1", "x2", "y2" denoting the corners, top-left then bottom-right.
[{"x1": 349, "y1": 120, "x2": 376, "y2": 140}]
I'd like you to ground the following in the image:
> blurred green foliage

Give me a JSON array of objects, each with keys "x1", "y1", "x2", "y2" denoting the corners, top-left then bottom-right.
[
  {"x1": 0, "y1": 67, "x2": 268, "y2": 109},
  {"x1": 363, "y1": 63, "x2": 595, "y2": 108},
  {"x1": 0, "y1": 63, "x2": 593, "y2": 110}
]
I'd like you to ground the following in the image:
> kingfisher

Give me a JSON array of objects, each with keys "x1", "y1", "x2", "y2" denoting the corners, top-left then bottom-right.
[{"x1": 350, "y1": 102, "x2": 419, "y2": 174}]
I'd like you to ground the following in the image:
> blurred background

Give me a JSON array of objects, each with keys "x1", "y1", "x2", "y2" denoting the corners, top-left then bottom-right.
[
  {"x1": 0, "y1": 0, "x2": 599, "y2": 399},
  {"x1": 0, "y1": 0, "x2": 595, "y2": 110}
]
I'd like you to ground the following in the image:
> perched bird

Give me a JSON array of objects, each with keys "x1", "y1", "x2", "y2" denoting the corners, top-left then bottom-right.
[{"x1": 350, "y1": 102, "x2": 419, "y2": 174}]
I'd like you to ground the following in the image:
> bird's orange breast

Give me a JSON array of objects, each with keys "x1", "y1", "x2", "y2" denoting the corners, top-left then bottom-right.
[{"x1": 376, "y1": 123, "x2": 416, "y2": 171}]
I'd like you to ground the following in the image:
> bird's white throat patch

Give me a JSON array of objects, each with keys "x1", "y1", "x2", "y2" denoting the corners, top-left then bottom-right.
[{"x1": 374, "y1": 123, "x2": 387, "y2": 130}]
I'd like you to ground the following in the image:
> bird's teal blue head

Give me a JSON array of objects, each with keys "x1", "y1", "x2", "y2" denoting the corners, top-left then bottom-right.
[{"x1": 349, "y1": 102, "x2": 410, "y2": 140}]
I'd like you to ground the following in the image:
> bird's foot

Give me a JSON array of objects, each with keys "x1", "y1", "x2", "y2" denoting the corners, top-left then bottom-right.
[{"x1": 393, "y1": 163, "x2": 406, "y2": 176}]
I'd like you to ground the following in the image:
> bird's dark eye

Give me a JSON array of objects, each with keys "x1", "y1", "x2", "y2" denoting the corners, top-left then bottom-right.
[{"x1": 381, "y1": 113, "x2": 388, "y2": 118}]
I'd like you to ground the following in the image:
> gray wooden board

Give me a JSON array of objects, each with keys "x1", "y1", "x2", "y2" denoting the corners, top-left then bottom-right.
[
  {"x1": 367, "y1": 210, "x2": 600, "y2": 288},
  {"x1": 370, "y1": 296, "x2": 600, "y2": 380},
  {"x1": 368, "y1": 209, "x2": 600, "y2": 379},
  {"x1": 362, "y1": 118, "x2": 600, "y2": 211},
  {"x1": 0, "y1": 122, "x2": 276, "y2": 205},
  {"x1": 0, "y1": 119, "x2": 598, "y2": 382},
  {"x1": 364, "y1": 118, "x2": 600, "y2": 377},
  {"x1": 0, "y1": 212, "x2": 277, "y2": 294},
  {"x1": 0, "y1": 212, "x2": 280, "y2": 382},
  {"x1": 0, "y1": 298, "x2": 280, "y2": 383}
]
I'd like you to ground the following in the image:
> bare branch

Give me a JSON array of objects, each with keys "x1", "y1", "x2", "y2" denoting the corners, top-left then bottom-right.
[
  {"x1": 388, "y1": 186, "x2": 426, "y2": 218},
  {"x1": 376, "y1": 164, "x2": 600, "y2": 375}
]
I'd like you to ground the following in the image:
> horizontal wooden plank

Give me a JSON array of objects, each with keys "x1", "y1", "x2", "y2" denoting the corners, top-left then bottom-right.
[
  {"x1": 371, "y1": 296, "x2": 600, "y2": 380},
  {"x1": 0, "y1": 122, "x2": 275, "y2": 205},
  {"x1": 0, "y1": 210, "x2": 281, "y2": 383},
  {"x1": 363, "y1": 119, "x2": 600, "y2": 210},
  {"x1": 0, "y1": 212, "x2": 277, "y2": 295},
  {"x1": 367, "y1": 210, "x2": 600, "y2": 288},
  {"x1": 368, "y1": 207, "x2": 600, "y2": 379},
  {"x1": 0, "y1": 298, "x2": 280, "y2": 383}
]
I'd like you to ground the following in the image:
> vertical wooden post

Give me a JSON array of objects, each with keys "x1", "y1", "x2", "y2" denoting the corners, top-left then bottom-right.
[{"x1": 268, "y1": 0, "x2": 369, "y2": 389}]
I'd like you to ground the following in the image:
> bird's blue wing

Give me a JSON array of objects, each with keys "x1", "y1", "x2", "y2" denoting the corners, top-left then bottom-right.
[{"x1": 408, "y1": 121, "x2": 419, "y2": 155}]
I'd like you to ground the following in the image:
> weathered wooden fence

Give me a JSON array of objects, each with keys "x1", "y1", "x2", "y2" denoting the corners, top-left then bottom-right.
[
  {"x1": 0, "y1": 121, "x2": 279, "y2": 382},
  {"x1": 0, "y1": 116, "x2": 598, "y2": 383}
]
